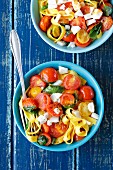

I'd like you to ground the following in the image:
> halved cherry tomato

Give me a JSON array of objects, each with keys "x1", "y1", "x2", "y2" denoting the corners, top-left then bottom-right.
[
  {"x1": 46, "y1": 102, "x2": 63, "y2": 117},
  {"x1": 40, "y1": 68, "x2": 58, "y2": 83},
  {"x1": 38, "y1": 133, "x2": 51, "y2": 146},
  {"x1": 80, "y1": 85, "x2": 94, "y2": 100},
  {"x1": 60, "y1": 93, "x2": 75, "y2": 106},
  {"x1": 74, "y1": 134, "x2": 84, "y2": 141},
  {"x1": 39, "y1": 16, "x2": 51, "y2": 32},
  {"x1": 70, "y1": 17, "x2": 87, "y2": 30},
  {"x1": 49, "y1": 122, "x2": 68, "y2": 138},
  {"x1": 57, "y1": 2, "x2": 72, "y2": 11},
  {"x1": 42, "y1": 123, "x2": 50, "y2": 133},
  {"x1": 63, "y1": 74, "x2": 81, "y2": 90},
  {"x1": 81, "y1": 5, "x2": 91, "y2": 14},
  {"x1": 101, "y1": 16, "x2": 113, "y2": 32},
  {"x1": 62, "y1": 33, "x2": 75, "y2": 42},
  {"x1": 22, "y1": 98, "x2": 38, "y2": 110},
  {"x1": 76, "y1": 29, "x2": 90, "y2": 44},
  {"x1": 74, "y1": 36, "x2": 92, "y2": 47},
  {"x1": 36, "y1": 93, "x2": 52, "y2": 110},
  {"x1": 63, "y1": 89, "x2": 75, "y2": 94},
  {"x1": 30, "y1": 75, "x2": 46, "y2": 88}
]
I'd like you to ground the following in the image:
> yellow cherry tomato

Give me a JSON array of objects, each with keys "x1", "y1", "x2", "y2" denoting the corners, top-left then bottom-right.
[
  {"x1": 28, "y1": 87, "x2": 42, "y2": 98},
  {"x1": 77, "y1": 29, "x2": 90, "y2": 44}
]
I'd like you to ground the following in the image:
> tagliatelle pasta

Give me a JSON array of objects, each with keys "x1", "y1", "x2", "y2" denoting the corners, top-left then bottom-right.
[{"x1": 20, "y1": 66, "x2": 99, "y2": 146}]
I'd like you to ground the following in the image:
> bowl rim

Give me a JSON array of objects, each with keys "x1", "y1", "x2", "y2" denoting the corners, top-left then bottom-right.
[
  {"x1": 30, "y1": 0, "x2": 113, "y2": 54},
  {"x1": 13, "y1": 61, "x2": 104, "y2": 151}
]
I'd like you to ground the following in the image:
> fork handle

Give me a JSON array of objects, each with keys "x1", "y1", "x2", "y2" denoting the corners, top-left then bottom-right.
[{"x1": 10, "y1": 30, "x2": 26, "y2": 99}]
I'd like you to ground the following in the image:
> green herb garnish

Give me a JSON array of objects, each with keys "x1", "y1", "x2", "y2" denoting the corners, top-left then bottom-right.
[
  {"x1": 89, "y1": 23, "x2": 102, "y2": 39},
  {"x1": 44, "y1": 85, "x2": 64, "y2": 94},
  {"x1": 37, "y1": 135, "x2": 48, "y2": 146}
]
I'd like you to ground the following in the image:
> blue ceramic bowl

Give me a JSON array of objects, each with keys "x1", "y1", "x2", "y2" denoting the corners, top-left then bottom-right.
[
  {"x1": 30, "y1": 0, "x2": 113, "y2": 53},
  {"x1": 13, "y1": 61, "x2": 104, "y2": 151}
]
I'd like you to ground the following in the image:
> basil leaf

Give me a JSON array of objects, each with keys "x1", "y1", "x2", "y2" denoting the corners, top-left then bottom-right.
[
  {"x1": 23, "y1": 106, "x2": 36, "y2": 112},
  {"x1": 66, "y1": 30, "x2": 71, "y2": 36},
  {"x1": 23, "y1": 106, "x2": 38, "y2": 115},
  {"x1": 41, "y1": 4, "x2": 48, "y2": 10},
  {"x1": 52, "y1": 138, "x2": 56, "y2": 144},
  {"x1": 37, "y1": 135, "x2": 48, "y2": 146},
  {"x1": 89, "y1": 23, "x2": 102, "y2": 39},
  {"x1": 25, "y1": 119, "x2": 29, "y2": 130},
  {"x1": 103, "y1": 5, "x2": 113, "y2": 16},
  {"x1": 63, "y1": 104, "x2": 75, "y2": 109},
  {"x1": 44, "y1": 85, "x2": 64, "y2": 94}
]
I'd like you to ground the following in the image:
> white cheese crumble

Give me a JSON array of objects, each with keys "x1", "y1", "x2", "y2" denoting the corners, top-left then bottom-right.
[
  {"x1": 88, "y1": 102, "x2": 95, "y2": 113},
  {"x1": 49, "y1": 116, "x2": 59, "y2": 123},
  {"x1": 68, "y1": 42, "x2": 75, "y2": 48},
  {"x1": 50, "y1": 93, "x2": 62, "y2": 102},
  {"x1": 43, "y1": 112, "x2": 49, "y2": 118},
  {"x1": 47, "y1": 120, "x2": 52, "y2": 126},
  {"x1": 75, "y1": 9, "x2": 83, "y2": 17},
  {"x1": 91, "y1": 113, "x2": 99, "y2": 120},
  {"x1": 59, "y1": 66, "x2": 68, "y2": 74},
  {"x1": 86, "y1": 19, "x2": 96, "y2": 26},
  {"x1": 84, "y1": 13, "x2": 93, "y2": 20},
  {"x1": 37, "y1": 115, "x2": 47, "y2": 124},
  {"x1": 60, "y1": 4, "x2": 65, "y2": 10},
  {"x1": 71, "y1": 26, "x2": 81, "y2": 35},
  {"x1": 72, "y1": 110, "x2": 81, "y2": 118},
  {"x1": 65, "y1": 25, "x2": 70, "y2": 30},
  {"x1": 90, "y1": 7, "x2": 94, "y2": 14},
  {"x1": 52, "y1": 80, "x2": 63, "y2": 86},
  {"x1": 92, "y1": 9, "x2": 103, "y2": 20},
  {"x1": 54, "y1": 108, "x2": 61, "y2": 114},
  {"x1": 57, "y1": 41, "x2": 66, "y2": 46}
]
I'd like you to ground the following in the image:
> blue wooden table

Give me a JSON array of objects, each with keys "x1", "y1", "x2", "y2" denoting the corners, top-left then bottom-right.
[{"x1": 0, "y1": 0, "x2": 113, "y2": 170}]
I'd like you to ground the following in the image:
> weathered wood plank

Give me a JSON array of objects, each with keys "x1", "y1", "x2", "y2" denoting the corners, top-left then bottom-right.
[
  {"x1": 76, "y1": 36, "x2": 113, "y2": 170},
  {"x1": 0, "y1": 1, "x2": 12, "y2": 170},
  {"x1": 13, "y1": 0, "x2": 75, "y2": 170}
]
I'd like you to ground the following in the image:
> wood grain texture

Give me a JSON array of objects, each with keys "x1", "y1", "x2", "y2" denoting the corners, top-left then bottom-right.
[
  {"x1": 0, "y1": 1, "x2": 12, "y2": 170},
  {"x1": 12, "y1": 0, "x2": 75, "y2": 170},
  {"x1": 76, "y1": 36, "x2": 113, "y2": 170}
]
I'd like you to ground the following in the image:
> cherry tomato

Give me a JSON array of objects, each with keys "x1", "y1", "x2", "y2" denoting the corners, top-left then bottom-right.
[
  {"x1": 46, "y1": 102, "x2": 63, "y2": 117},
  {"x1": 57, "y1": 2, "x2": 72, "y2": 11},
  {"x1": 39, "y1": 16, "x2": 51, "y2": 32},
  {"x1": 42, "y1": 123, "x2": 50, "y2": 133},
  {"x1": 36, "y1": 93, "x2": 52, "y2": 110},
  {"x1": 81, "y1": 5, "x2": 91, "y2": 14},
  {"x1": 80, "y1": 85, "x2": 94, "y2": 100},
  {"x1": 62, "y1": 33, "x2": 75, "y2": 42},
  {"x1": 38, "y1": 133, "x2": 51, "y2": 146},
  {"x1": 40, "y1": 68, "x2": 58, "y2": 83},
  {"x1": 76, "y1": 29, "x2": 90, "y2": 44},
  {"x1": 70, "y1": 17, "x2": 86, "y2": 30},
  {"x1": 30, "y1": 75, "x2": 46, "y2": 88},
  {"x1": 60, "y1": 93, "x2": 75, "y2": 106},
  {"x1": 22, "y1": 98, "x2": 38, "y2": 109},
  {"x1": 101, "y1": 16, "x2": 113, "y2": 32},
  {"x1": 63, "y1": 89, "x2": 76, "y2": 94},
  {"x1": 49, "y1": 122, "x2": 68, "y2": 138},
  {"x1": 74, "y1": 36, "x2": 92, "y2": 47},
  {"x1": 63, "y1": 74, "x2": 81, "y2": 90},
  {"x1": 74, "y1": 134, "x2": 84, "y2": 141}
]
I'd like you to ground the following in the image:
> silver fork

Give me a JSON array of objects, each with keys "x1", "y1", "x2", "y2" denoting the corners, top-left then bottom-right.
[{"x1": 10, "y1": 30, "x2": 27, "y2": 130}]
